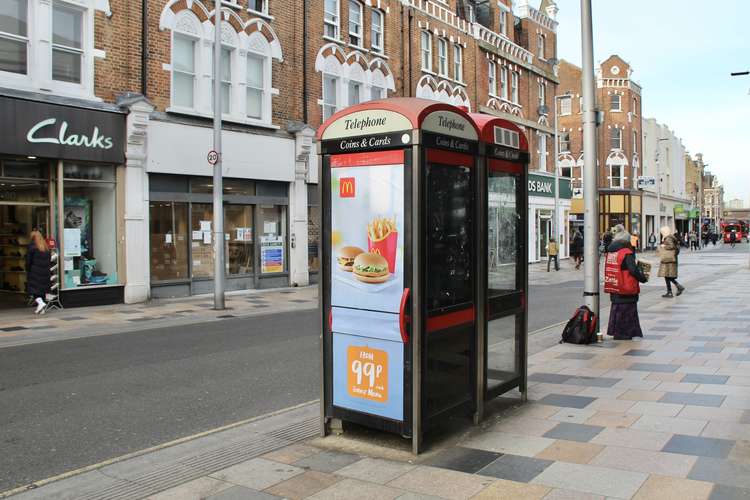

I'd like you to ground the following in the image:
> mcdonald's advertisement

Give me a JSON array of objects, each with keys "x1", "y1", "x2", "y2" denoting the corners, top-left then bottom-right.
[{"x1": 330, "y1": 150, "x2": 404, "y2": 314}]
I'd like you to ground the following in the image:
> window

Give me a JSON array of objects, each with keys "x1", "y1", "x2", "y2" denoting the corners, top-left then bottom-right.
[
  {"x1": 559, "y1": 132, "x2": 570, "y2": 152},
  {"x1": 537, "y1": 33, "x2": 545, "y2": 59},
  {"x1": 560, "y1": 95, "x2": 572, "y2": 115},
  {"x1": 488, "y1": 61, "x2": 496, "y2": 96},
  {"x1": 579, "y1": 96, "x2": 583, "y2": 113},
  {"x1": 633, "y1": 130, "x2": 638, "y2": 154},
  {"x1": 511, "y1": 71, "x2": 519, "y2": 104},
  {"x1": 190, "y1": 203, "x2": 214, "y2": 278},
  {"x1": 437, "y1": 38, "x2": 448, "y2": 76},
  {"x1": 498, "y1": 10, "x2": 507, "y2": 36},
  {"x1": 453, "y1": 44, "x2": 463, "y2": 81},
  {"x1": 500, "y1": 66, "x2": 508, "y2": 99},
  {"x1": 248, "y1": 0, "x2": 268, "y2": 14},
  {"x1": 610, "y1": 93, "x2": 621, "y2": 111},
  {"x1": 0, "y1": 0, "x2": 28, "y2": 75},
  {"x1": 370, "y1": 85, "x2": 385, "y2": 100},
  {"x1": 609, "y1": 165, "x2": 623, "y2": 188},
  {"x1": 537, "y1": 133, "x2": 547, "y2": 170},
  {"x1": 322, "y1": 73, "x2": 338, "y2": 120},
  {"x1": 246, "y1": 54, "x2": 264, "y2": 119},
  {"x1": 225, "y1": 205, "x2": 254, "y2": 276},
  {"x1": 371, "y1": 9, "x2": 383, "y2": 53},
  {"x1": 560, "y1": 166, "x2": 572, "y2": 178},
  {"x1": 348, "y1": 0, "x2": 362, "y2": 46},
  {"x1": 420, "y1": 31, "x2": 432, "y2": 71},
  {"x1": 324, "y1": 0, "x2": 339, "y2": 38},
  {"x1": 538, "y1": 81, "x2": 545, "y2": 107},
  {"x1": 149, "y1": 202, "x2": 189, "y2": 281},
  {"x1": 260, "y1": 205, "x2": 286, "y2": 274},
  {"x1": 172, "y1": 33, "x2": 196, "y2": 108},
  {"x1": 610, "y1": 128, "x2": 622, "y2": 150},
  {"x1": 347, "y1": 80, "x2": 361, "y2": 106},
  {"x1": 52, "y1": 3, "x2": 84, "y2": 83},
  {"x1": 632, "y1": 97, "x2": 637, "y2": 115}
]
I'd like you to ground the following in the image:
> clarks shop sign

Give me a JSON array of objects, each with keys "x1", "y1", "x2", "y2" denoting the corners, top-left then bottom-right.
[
  {"x1": 528, "y1": 173, "x2": 572, "y2": 199},
  {"x1": 0, "y1": 96, "x2": 125, "y2": 164}
]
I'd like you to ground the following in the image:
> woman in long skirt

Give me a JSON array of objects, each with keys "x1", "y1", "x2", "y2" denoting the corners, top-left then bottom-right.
[{"x1": 604, "y1": 225, "x2": 648, "y2": 340}]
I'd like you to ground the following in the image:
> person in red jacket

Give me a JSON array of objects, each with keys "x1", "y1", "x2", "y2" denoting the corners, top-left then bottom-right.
[{"x1": 604, "y1": 225, "x2": 648, "y2": 340}]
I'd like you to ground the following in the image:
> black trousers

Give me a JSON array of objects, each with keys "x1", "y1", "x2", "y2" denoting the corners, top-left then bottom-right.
[
  {"x1": 665, "y1": 277, "x2": 680, "y2": 293},
  {"x1": 547, "y1": 254, "x2": 559, "y2": 271}
]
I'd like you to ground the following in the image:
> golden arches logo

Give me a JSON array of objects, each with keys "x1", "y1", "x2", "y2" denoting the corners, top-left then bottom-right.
[
  {"x1": 340, "y1": 178, "x2": 355, "y2": 197},
  {"x1": 371, "y1": 248, "x2": 382, "y2": 256}
]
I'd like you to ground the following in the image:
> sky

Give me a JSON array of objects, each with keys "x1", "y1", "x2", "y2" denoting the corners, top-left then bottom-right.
[{"x1": 553, "y1": 0, "x2": 750, "y2": 205}]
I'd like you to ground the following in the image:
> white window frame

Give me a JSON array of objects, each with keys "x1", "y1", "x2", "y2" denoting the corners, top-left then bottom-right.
[
  {"x1": 0, "y1": 0, "x2": 29, "y2": 77},
  {"x1": 420, "y1": 31, "x2": 432, "y2": 72},
  {"x1": 324, "y1": 0, "x2": 340, "y2": 39},
  {"x1": 537, "y1": 133, "x2": 547, "y2": 171},
  {"x1": 538, "y1": 81, "x2": 545, "y2": 108},
  {"x1": 214, "y1": 45, "x2": 233, "y2": 115},
  {"x1": 370, "y1": 9, "x2": 383, "y2": 53},
  {"x1": 322, "y1": 72, "x2": 339, "y2": 121},
  {"x1": 348, "y1": 0, "x2": 363, "y2": 47},
  {"x1": 453, "y1": 44, "x2": 463, "y2": 82},
  {"x1": 171, "y1": 30, "x2": 198, "y2": 111},
  {"x1": 511, "y1": 71, "x2": 519, "y2": 104},
  {"x1": 347, "y1": 78, "x2": 362, "y2": 106},
  {"x1": 499, "y1": 10, "x2": 507, "y2": 36},
  {"x1": 610, "y1": 93, "x2": 621, "y2": 111},
  {"x1": 560, "y1": 95, "x2": 572, "y2": 115},
  {"x1": 560, "y1": 166, "x2": 572, "y2": 178},
  {"x1": 632, "y1": 97, "x2": 637, "y2": 115},
  {"x1": 488, "y1": 61, "x2": 496, "y2": 97},
  {"x1": 247, "y1": 0, "x2": 269, "y2": 15},
  {"x1": 609, "y1": 164, "x2": 623, "y2": 189},
  {"x1": 500, "y1": 66, "x2": 508, "y2": 100},
  {"x1": 245, "y1": 52, "x2": 265, "y2": 120},
  {"x1": 437, "y1": 38, "x2": 448, "y2": 77},
  {"x1": 559, "y1": 132, "x2": 570, "y2": 152},
  {"x1": 610, "y1": 128, "x2": 622, "y2": 150},
  {"x1": 537, "y1": 33, "x2": 545, "y2": 59},
  {"x1": 370, "y1": 84, "x2": 385, "y2": 100}
]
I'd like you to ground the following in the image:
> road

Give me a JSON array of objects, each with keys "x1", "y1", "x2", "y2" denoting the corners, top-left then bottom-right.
[{"x1": 1, "y1": 243, "x2": 745, "y2": 492}]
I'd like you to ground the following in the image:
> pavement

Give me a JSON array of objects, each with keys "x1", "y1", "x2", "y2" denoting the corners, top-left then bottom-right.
[{"x1": 5, "y1": 243, "x2": 749, "y2": 499}]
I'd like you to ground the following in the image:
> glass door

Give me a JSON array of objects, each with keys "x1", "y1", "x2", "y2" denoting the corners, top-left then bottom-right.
[{"x1": 486, "y1": 162, "x2": 524, "y2": 396}]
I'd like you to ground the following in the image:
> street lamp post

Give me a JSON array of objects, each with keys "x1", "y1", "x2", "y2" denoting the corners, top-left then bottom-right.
[
  {"x1": 212, "y1": 6, "x2": 226, "y2": 309},
  {"x1": 655, "y1": 137, "x2": 669, "y2": 234},
  {"x1": 729, "y1": 70, "x2": 749, "y2": 267}
]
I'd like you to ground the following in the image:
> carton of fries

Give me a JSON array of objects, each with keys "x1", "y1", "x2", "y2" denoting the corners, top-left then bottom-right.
[{"x1": 367, "y1": 216, "x2": 398, "y2": 273}]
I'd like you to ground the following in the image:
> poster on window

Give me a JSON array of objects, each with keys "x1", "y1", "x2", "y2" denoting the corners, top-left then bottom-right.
[
  {"x1": 330, "y1": 150, "x2": 405, "y2": 314},
  {"x1": 261, "y1": 236, "x2": 284, "y2": 273}
]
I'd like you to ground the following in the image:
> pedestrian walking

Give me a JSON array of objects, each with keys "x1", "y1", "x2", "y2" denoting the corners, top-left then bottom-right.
[
  {"x1": 730, "y1": 230, "x2": 737, "y2": 248},
  {"x1": 604, "y1": 224, "x2": 648, "y2": 340},
  {"x1": 689, "y1": 231, "x2": 698, "y2": 251},
  {"x1": 648, "y1": 232, "x2": 657, "y2": 251},
  {"x1": 711, "y1": 232, "x2": 718, "y2": 246},
  {"x1": 630, "y1": 231, "x2": 640, "y2": 252},
  {"x1": 571, "y1": 230, "x2": 584, "y2": 269},
  {"x1": 546, "y1": 237, "x2": 559, "y2": 272},
  {"x1": 658, "y1": 226, "x2": 685, "y2": 298},
  {"x1": 26, "y1": 230, "x2": 51, "y2": 314}
]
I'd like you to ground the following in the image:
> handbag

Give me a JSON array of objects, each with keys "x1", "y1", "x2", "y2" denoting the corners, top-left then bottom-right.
[{"x1": 658, "y1": 244, "x2": 676, "y2": 264}]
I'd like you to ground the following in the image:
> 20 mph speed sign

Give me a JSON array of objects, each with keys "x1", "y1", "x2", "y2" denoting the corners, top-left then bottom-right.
[{"x1": 207, "y1": 150, "x2": 219, "y2": 165}]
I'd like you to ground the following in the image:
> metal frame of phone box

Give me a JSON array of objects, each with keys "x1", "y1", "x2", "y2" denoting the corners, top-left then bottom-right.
[{"x1": 317, "y1": 98, "x2": 531, "y2": 454}]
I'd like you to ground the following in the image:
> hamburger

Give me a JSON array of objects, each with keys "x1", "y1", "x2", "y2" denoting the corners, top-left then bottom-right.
[
  {"x1": 352, "y1": 252, "x2": 390, "y2": 283},
  {"x1": 337, "y1": 246, "x2": 364, "y2": 271}
]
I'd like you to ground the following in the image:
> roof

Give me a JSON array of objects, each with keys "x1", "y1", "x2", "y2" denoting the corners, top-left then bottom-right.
[{"x1": 468, "y1": 113, "x2": 530, "y2": 151}]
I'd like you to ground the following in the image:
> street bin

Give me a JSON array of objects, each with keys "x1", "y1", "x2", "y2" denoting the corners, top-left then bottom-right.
[{"x1": 317, "y1": 98, "x2": 529, "y2": 453}]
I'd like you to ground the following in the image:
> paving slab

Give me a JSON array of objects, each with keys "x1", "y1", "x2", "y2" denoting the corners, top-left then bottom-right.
[
  {"x1": 293, "y1": 450, "x2": 361, "y2": 473},
  {"x1": 662, "y1": 435, "x2": 735, "y2": 459},
  {"x1": 590, "y1": 446, "x2": 698, "y2": 478},
  {"x1": 208, "y1": 458, "x2": 304, "y2": 491},
  {"x1": 688, "y1": 457, "x2": 750, "y2": 489},
  {"x1": 530, "y1": 461, "x2": 648, "y2": 498},
  {"x1": 422, "y1": 447, "x2": 501, "y2": 474},
  {"x1": 264, "y1": 471, "x2": 340, "y2": 500},
  {"x1": 309, "y1": 478, "x2": 403, "y2": 500},
  {"x1": 387, "y1": 466, "x2": 494, "y2": 500},
  {"x1": 470, "y1": 479, "x2": 551, "y2": 500},
  {"x1": 631, "y1": 474, "x2": 714, "y2": 500},
  {"x1": 335, "y1": 458, "x2": 415, "y2": 485},
  {"x1": 476, "y1": 454, "x2": 554, "y2": 483},
  {"x1": 542, "y1": 422, "x2": 604, "y2": 443}
]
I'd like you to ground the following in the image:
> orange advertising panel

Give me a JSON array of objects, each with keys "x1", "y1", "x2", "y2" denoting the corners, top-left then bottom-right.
[{"x1": 347, "y1": 345, "x2": 388, "y2": 403}]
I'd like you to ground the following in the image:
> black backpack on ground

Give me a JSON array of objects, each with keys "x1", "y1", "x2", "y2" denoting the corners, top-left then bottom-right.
[{"x1": 560, "y1": 306, "x2": 598, "y2": 345}]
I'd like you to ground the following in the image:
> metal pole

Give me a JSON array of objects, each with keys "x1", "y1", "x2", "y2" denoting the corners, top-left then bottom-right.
[
  {"x1": 656, "y1": 145, "x2": 661, "y2": 232},
  {"x1": 580, "y1": 0, "x2": 599, "y2": 330},
  {"x1": 697, "y1": 160, "x2": 702, "y2": 248},
  {"x1": 213, "y1": 6, "x2": 225, "y2": 309},
  {"x1": 553, "y1": 96, "x2": 560, "y2": 254}
]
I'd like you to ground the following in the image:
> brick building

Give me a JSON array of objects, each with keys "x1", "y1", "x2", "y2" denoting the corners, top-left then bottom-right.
[
  {"x1": 558, "y1": 55, "x2": 644, "y2": 239},
  {"x1": 0, "y1": 0, "x2": 561, "y2": 307}
]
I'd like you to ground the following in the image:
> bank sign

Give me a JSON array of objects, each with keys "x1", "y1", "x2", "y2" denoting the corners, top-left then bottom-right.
[
  {"x1": 528, "y1": 173, "x2": 572, "y2": 199},
  {"x1": 0, "y1": 95, "x2": 125, "y2": 164}
]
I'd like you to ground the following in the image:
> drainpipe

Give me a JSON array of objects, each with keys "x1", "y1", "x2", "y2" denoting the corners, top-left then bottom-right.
[
  {"x1": 302, "y1": 0, "x2": 308, "y2": 124},
  {"x1": 408, "y1": 7, "x2": 413, "y2": 96},
  {"x1": 141, "y1": 0, "x2": 148, "y2": 96}
]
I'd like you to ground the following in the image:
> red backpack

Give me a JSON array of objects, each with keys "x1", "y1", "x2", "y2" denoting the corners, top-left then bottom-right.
[{"x1": 603, "y1": 248, "x2": 640, "y2": 296}]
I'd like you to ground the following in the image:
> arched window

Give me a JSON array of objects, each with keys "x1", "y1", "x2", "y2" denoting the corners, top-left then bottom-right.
[
  {"x1": 171, "y1": 11, "x2": 201, "y2": 110},
  {"x1": 453, "y1": 44, "x2": 463, "y2": 82},
  {"x1": 243, "y1": 19, "x2": 283, "y2": 124}
]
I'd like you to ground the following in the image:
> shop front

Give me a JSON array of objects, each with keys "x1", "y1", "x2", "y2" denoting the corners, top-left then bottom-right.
[
  {"x1": 599, "y1": 191, "x2": 642, "y2": 239},
  {"x1": 145, "y1": 118, "x2": 299, "y2": 298},
  {"x1": 0, "y1": 93, "x2": 125, "y2": 309},
  {"x1": 527, "y1": 173, "x2": 572, "y2": 263}
]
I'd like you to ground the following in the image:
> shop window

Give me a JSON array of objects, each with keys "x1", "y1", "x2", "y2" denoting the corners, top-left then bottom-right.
[
  {"x1": 225, "y1": 205, "x2": 254, "y2": 276},
  {"x1": 500, "y1": 66, "x2": 508, "y2": 100},
  {"x1": 610, "y1": 93, "x2": 621, "y2": 111},
  {"x1": 0, "y1": 0, "x2": 28, "y2": 75},
  {"x1": 3, "y1": 159, "x2": 47, "y2": 179},
  {"x1": 246, "y1": 54, "x2": 264, "y2": 119},
  {"x1": 149, "y1": 202, "x2": 189, "y2": 282},
  {"x1": 488, "y1": 61, "x2": 496, "y2": 96},
  {"x1": 52, "y1": 3, "x2": 84, "y2": 84},
  {"x1": 324, "y1": 0, "x2": 339, "y2": 39},
  {"x1": 190, "y1": 203, "x2": 214, "y2": 278},
  {"x1": 259, "y1": 205, "x2": 286, "y2": 274},
  {"x1": 63, "y1": 163, "x2": 115, "y2": 181},
  {"x1": 0, "y1": 160, "x2": 49, "y2": 203},
  {"x1": 453, "y1": 44, "x2": 463, "y2": 82},
  {"x1": 371, "y1": 9, "x2": 383, "y2": 53},
  {"x1": 437, "y1": 38, "x2": 448, "y2": 77},
  {"x1": 420, "y1": 31, "x2": 432, "y2": 72},
  {"x1": 511, "y1": 71, "x2": 519, "y2": 104},
  {"x1": 322, "y1": 73, "x2": 338, "y2": 120},
  {"x1": 348, "y1": 0, "x2": 363, "y2": 47},
  {"x1": 189, "y1": 177, "x2": 255, "y2": 196},
  {"x1": 62, "y1": 167, "x2": 118, "y2": 289},
  {"x1": 172, "y1": 33, "x2": 197, "y2": 109}
]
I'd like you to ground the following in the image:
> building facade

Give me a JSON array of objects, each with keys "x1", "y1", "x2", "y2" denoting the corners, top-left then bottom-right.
[
  {"x1": 0, "y1": 0, "x2": 561, "y2": 308},
  {"x1": 558, "y1": 55, "x2": 643, "y2": 241},
  {"x1": 703, "y1": 171, "x2": 724, "y2": 232},
  {"x1": 684, "y1": 152, "x2": 705, "y2": 233}
]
